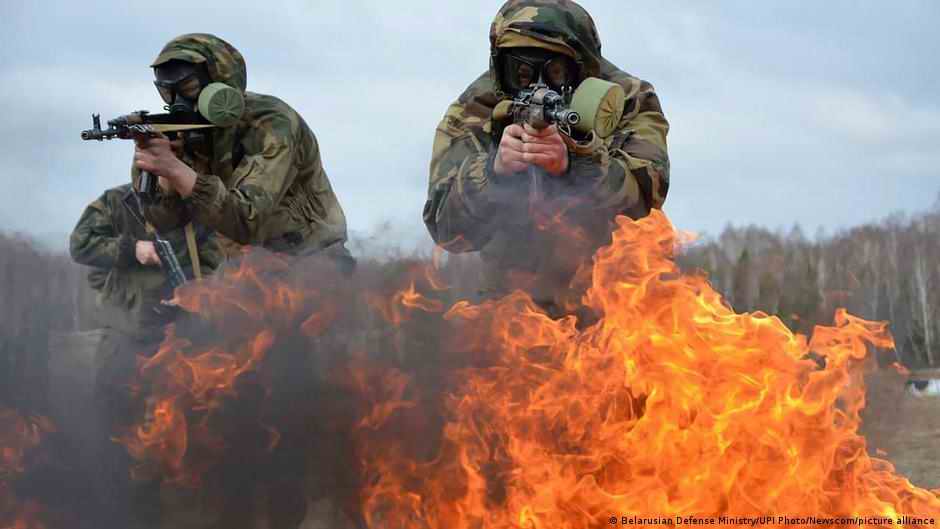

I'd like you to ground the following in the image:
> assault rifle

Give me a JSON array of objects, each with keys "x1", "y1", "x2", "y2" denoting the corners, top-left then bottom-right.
[
  {"x1": 119, "y1": 191, "x2": 188, "y2": 291},
  {"x1": 81, "y1": 111, "x2": 214, "y2": 203},
  {"x1": 510, "y1": 82, "x2": 580, "y2": 206}
]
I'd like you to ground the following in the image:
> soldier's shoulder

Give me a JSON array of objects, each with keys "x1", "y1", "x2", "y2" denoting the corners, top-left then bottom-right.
[
  {"x1": 96, "y1": 184, "x2": 133, "y2": 206},
  {"x1": 458, "y1": 72, "x2": 499, "y2": 104},
  {"x1": 245, "y1": 91, "x2": 296, "y2": 113},
  {"x1": 110, "y1": 183, "x2": 134, "y2": 195},
  {"x1": 599, "y1": 59, "x2": 656, "y2": 95},
  {"x1": 243, "y1": 92, "x2": 303, "y2": 135},
  {"x1": 454, "y1": 72, "x2": 502, "y2": 123}
]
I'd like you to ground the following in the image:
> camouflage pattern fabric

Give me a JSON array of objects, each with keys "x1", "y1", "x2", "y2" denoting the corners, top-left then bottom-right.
[
  {"x1": 71, "y1": 185, "x2": 221, "y2": 526},
  {"x1": 70, "y1": 183, "x2": 223, "y2": 339},
  {"x1": 423, "y1": 0, "x2": 670, "y2": 309},
  {"x1": 142, "y1": 33, "x2": 351, "y2": 259}
]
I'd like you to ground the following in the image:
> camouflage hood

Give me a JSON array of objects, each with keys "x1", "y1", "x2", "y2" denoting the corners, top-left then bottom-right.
[
  {"x1": 149, "y1": 33, "x2": 246, "y2": 185},
  {"x1": 151, "y1": 33, "x2": 247, "y2": 94},
  {"x1": 489, "y1": 0, "x2": 604, "y2": 95}
]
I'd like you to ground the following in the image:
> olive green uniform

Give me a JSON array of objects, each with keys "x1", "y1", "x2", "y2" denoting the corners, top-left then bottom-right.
[
  {"x1": 70, "y1": 183, "x2": 222, "y2": 528},
  {"x1": 71, "y1": 184, "x2": 222, "y2": 339}
]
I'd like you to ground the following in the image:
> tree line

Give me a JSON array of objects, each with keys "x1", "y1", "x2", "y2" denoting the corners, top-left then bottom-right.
[
  {"x1": 2, "y1": 200, "x2": 938, "y2": 415},
  {"x1": 0, "y1": 233, "x2": 95, "y2": 414},
  {"x1": 677, "y1": 201, "x2": 940, "y2": 370}
]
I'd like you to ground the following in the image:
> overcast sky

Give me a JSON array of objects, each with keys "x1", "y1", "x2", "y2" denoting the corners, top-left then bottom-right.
[{"x1": 1, "y1": 1, "x2": 938, "y2": 251}]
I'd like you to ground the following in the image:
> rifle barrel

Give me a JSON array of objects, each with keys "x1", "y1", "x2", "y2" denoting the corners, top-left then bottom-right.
[{"x1": 80, "y1": 128, "x2": 118, "y2": 141}]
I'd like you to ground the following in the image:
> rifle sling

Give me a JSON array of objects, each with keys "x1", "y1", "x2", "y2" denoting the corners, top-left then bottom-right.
[{"x1": 184, "y1": 223, "x2": 202, "y2": 280}]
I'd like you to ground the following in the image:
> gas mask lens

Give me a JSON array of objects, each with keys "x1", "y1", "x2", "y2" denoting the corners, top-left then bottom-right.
[
  {"x1": 502, "y1": 49, "x2": 577, "y2": 94},
  {"x1": 153, "y1": 81, "x2": 173, "y2": 105},
  {"x1": 507, "y1": 56, "x2": 537, "y2": 89},
  {"x1": 544, "y1": 59, "x2": 571, "y2": 89},
  {"x1": 156, "y1": 83, "x2": 175, "y2": 105},
  {"x1": 154, "y1": 75, "x2": 204, "y2": 104},
  {"x1": 153, "y1": 60, "x2": 208, "y2": 111}
]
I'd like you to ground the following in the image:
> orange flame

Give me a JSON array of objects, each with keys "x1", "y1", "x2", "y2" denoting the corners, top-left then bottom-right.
[
  {"x1": 123, "y1": 397, "x2": 187, "y2": 481},
  {"x1": 116, "y1": 251, "x2": 328, "y2": 485},
  {"x1": 359, "y1": 211, "x2": 940, "y2": 527},
  {"x1": 0, "y1": 410, "x2": 52, "y2": 529},
  {"x1": 1, "y1": 500, "x2": 45, "y2": 529},
  {"x1": 105, "y1": 211, "x2": 940, "y2": 526},
  {"x1": 368, "y1": 275, "x2": 445, "y2": 327},
  {"x1": 118, "y1": 324, "x2": 256, "y2": 484},
  {"x1": 0, "y1": 411, "x2": 53, "y2": 480}
]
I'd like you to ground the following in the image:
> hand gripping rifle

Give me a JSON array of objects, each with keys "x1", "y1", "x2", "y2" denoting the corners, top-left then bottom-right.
[
  {"x1": 81, "y1": 110, "x2": 214, "y2": 203},
  {"x1": 510, "y1": 81, "x2": 580, "y2": 207},
  {"x1": 81, "y1": 110, "x2": 209, "y2": 291},
  {"x1": 509, "y1": 77, "x2": 628, "y2": 210},
  {"x1": 119, "y1": 190, "x2": 188, "y2": 291}
]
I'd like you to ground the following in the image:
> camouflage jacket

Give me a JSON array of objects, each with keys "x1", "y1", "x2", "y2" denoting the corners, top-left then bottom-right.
[
  {"x1": 142, "y1": 34, "x2": 351, "y2": 261},
  {"x1": 423, "y1": 0, "x2": 670, "y2": 310},
  {"x1": 70, "y1": 184, "x2": 223, "y2": 339}
]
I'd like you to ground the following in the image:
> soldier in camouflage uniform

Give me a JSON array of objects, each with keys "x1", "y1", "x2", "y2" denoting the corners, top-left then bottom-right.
[
  {"x1": 134, "y1": 33, "x2": 353, "y2": 267},
  {"x1": 130, "y1": 34, "x2": 353, "y2": 528},
  {"x1": 423, "y1": 0, "x2": 670, "y2": 314},
  {"x1": 70, "y1": 183, "x2": 222, "y2": 528}
]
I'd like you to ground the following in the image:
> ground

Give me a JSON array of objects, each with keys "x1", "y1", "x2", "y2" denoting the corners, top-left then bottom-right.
[{"x1": 862, "y1": 369, "x2": 940, "y2": 490}]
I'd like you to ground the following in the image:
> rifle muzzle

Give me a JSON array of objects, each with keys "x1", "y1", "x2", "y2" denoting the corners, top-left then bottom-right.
[{"x1": 552, "y1": 108, "x2": 581, "y2": 127}]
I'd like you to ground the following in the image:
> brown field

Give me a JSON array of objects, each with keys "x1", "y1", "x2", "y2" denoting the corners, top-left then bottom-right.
[{"x1": 861, "y1": 369, "x2": 940, "y2": 490}]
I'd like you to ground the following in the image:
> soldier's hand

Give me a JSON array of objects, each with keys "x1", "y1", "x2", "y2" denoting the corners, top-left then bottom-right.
[
  {"x1": 135, "y1": 241, "x2": 161, "y2": 266},
  {"x1": 520, "y1": 124, "x2": 569, "y2": 176},
  {"x1": 493, "y1": 124, "x2": 529, "y2": 176},
  {"x1": 169, "y1": 137, "x2": 185, "y2": 158},
  {"x1": 134, "y1": 133, "x2": 197, "y2": 196}
]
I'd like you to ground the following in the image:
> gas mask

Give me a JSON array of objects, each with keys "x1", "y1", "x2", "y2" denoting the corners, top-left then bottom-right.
[
  {"x1": 499, "y1": 47, "x2": 579, "y2": 96},
  {"x1": 497, "y1": 45, "x2": 628, "y2": 140},
  {"x1": 153, "y1": 59, "x2": 244, "y2": 127},
  {"x1": 154, "y1": 60, "x2": 208, "y2": 114}
]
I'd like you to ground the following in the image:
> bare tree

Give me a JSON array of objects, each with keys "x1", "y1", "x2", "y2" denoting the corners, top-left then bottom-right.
[{"x1": 912, "y1": 240, "x2": 934, "y2": 366}]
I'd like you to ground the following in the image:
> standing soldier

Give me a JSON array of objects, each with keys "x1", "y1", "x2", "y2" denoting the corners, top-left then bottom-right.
[
  {"x1": 70, "y1": 183, "x2": 222, "y2": 529},
  {"x1": 130, "y1": 33, "x2": 354, "y2": 528},
  {"x1": 423, "y1": 0, "x2": 670, "y2": 315}
]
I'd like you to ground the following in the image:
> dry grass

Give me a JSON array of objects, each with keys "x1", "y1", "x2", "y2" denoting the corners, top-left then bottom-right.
[{"x1": 861, "y1": 369, "x2": 940, "y2": 490}]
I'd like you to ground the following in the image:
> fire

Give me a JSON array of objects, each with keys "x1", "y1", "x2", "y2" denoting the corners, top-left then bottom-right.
[
  {"x1": 358, "y1": 210, "x2": 940, "y2": 527},
  {"x1": 1, "y1": 500, "x2": 44, "y2": 529},
  {"x1": 0, "y1": 409, "x2": 53, "y2": 529},
  {"x1": 370, "y1": 281, "x2": 444, "y2": 327},
  {"x1": 0, "y1": 410, "x2": 52, "y2": 479},
  {"x1": 117, "y1": 251, "x2": 325, "y2": 485},
  {"x1": 107, "y1": 209, "x2": 940, "y2": 526}
]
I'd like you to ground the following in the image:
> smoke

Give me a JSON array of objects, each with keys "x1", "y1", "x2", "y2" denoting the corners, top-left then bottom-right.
[
  {"x1": 84, "y1": 245, "x2": 492, "y2": 527},
  {"x1": 4, "y1": 209, "x2": 940, "y2": 527}
]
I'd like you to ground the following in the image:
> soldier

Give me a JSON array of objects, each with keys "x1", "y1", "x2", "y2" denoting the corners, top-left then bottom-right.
[
  {"x1": 423, "y1": 0, "x2": 670, "y2": 315},
  {"x1": 131, "y1": 33, "x2": 354, "y2": 527},
  {"x1": 134, "y1": 33, "x2": 354, "y2": 269},
  {"x1": 70, "y1": 183, "x2": 222, "y2": 528}
]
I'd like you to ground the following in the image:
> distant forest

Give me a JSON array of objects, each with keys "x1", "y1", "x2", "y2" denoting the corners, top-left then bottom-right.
[
  {"x1": 0, "y1": 234, "x2": 92, "y2": 413},
  {"x1": 2, "y1": 202, "x2": 938, "y2": 415},
  {"x1": 677, "y1": 202, "x2": 940, "y2": 370}
]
